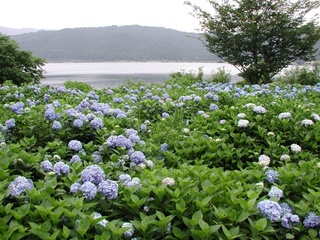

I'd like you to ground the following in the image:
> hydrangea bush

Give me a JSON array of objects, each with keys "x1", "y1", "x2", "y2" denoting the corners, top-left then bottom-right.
[{"x1": 0, "y1": 76, "x2": 320, "y2": 239}]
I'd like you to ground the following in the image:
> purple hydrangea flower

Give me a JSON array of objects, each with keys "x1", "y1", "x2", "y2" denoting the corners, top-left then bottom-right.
[
  {"x1": 118, "y1": 174, "x2": 132, "y2": 185},
  {"x1": 98, "y1": 180, "x2": 118, "y2": 199},
  {"x1": 73, "y1": 119, "x2": 84, "y2": 128},
  {"x1": 280, "y1": 202, "x2": 293, "y2": 215},
  {"x1": 268, "y1": 186, "x2": 283, "y2": 200},
  {"x1": 70, "y1": 182, "x2": 82, "y2": 193},
  {"x1": 81, "y1": 165, "x2": 105, "y2": 184},
  {"x1": 91, "y1": 151, "x2": 102, "y2": 163},
  {"x1": 303, "y1": 212, "x2": 320, "y2": 228},
  {"x1": 8, "y1": 176, "x2": 34, "y2": 197},
  {"x1": 122, "y1": 222, "x2": 135, "y2": 238},
  {"x1": 106, "y1": 135, "x2": 133, "y2": 149},
  {"x1": 53, "y1": 161, "x2": 70, "y2": 176},
  {"x1": 40, "y1": 160, "x2": 53, "y2": 172},
  {"x1": 160, "y1": 143, "x2": 169, "y2": 152},
  {"x1": 80, "y1": 181, "x2": 97, "y2": 200},
  {"x1": 70, "y1": 154, "x2": 81, "y2": 164},
  {"x1": 140, "y1": 124, "x2": 147, "y2": 132},
  {"x1": 44, "y1": 108, "x2": 57, "y2": 121},
  {"x1": 162, "y1": 112, "x2": 170, "y2": 118},
  {"x1": 265, "y1": 169, "x2": 280, "y2": 184},
  {"x1": 68, "y1": 140, "x2": 82, "y2": 152},
  {"x1": 52, "y1": 120, "x2": 62, "y2": 130},
  {"x1": 281, "y1": 213, "x2": 300, "y2": 229},
  {"x1": 257, "y1": 199, "x2": 281, "y2": 222},
  {"x1": 209, "y1": 103, "x2": 219, "y2": 111},
  {"x1": 10, "y1": 102, "x2": 24, "y2": 114},
  {"x1": 5, "y1": 118, "x2": 15, "y2": 129},
  {"x1": 130, "y1": 151, "x2": 146, "y2": 165},
  {"x1": 90, "y1": 118, "x2": 104, "y2": 129}
]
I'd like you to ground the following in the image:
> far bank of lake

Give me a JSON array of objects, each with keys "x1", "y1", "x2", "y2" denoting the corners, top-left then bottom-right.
[{"x1": 41, "y1": 62, "x2": 241, "y2": 89}]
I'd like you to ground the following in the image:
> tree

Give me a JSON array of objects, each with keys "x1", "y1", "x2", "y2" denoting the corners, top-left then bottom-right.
[
  {"x1": 0, "y1": 34, "x2": 45, "y2": 85},
  {"x1": 185, "y1": 0, "x2": 320, "y2": 84}
]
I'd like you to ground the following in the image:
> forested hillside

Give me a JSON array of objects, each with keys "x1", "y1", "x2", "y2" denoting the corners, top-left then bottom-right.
[{"x1": 10, "y1": 25, "x2": 221, "y2": 62}]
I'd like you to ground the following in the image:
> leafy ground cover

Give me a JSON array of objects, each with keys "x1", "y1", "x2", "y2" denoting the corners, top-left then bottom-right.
[{"x1": 0, "y1": 76, "x2": 320, "y2": 239}]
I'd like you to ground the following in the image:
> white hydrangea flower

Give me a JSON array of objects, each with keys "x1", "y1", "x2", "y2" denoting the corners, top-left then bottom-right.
[
  {"x1": 280, "y1": 154, "x2": 290, "y2": 161},
  {"x1": 244, "y1": 103, "x2": 256, "y2": 109},
  {"x1": 238, "y1": 119, "x2": 249, "y2": 127},
  {"x1": 162, "y1": 177, "x2": 175, "y2": 186},
  {"x1": 301, "y1": 119, "x2": 314, "y2": 126},
  {"x1": 258, "y1": 155, "x2": 270, "y2": 166},
  {"x1": 311, "y1": 113, "x2": 320, "y2": 121},
  {"x1": 290, "y1": 144, "x2": 301, "y2": 153},
  {"x1": 237, "y1": 113, "x2": 246, "y2": 118},
  {"x1": 278, "y1": 112, "x2": 291, "y2": 119},
  {"x1": 253, "y1": 106, "x2": 267, "y2": 114}
]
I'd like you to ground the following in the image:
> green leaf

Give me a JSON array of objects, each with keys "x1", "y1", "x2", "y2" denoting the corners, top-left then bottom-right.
[
  {"x1": 176, "y1": 198, "x2": 187, "y2": 214},
  {"x1": 308, "y1": 229, "x2": 318, "y2": 238},
  {"x1": 172, "y1": 226, "x2": 186, "y2": 238},
  {"x1": 62, "y1": 226, "x2": 70, "y2": 239},
  {"x1": 76, "y1": 217, "x2": 91, "y2": 237},
  {"x1": 286, "y1": 233, "x2": 295, "y2": 239},
  {"x1": 236, "y1": 212, "x2": 250, "y2": 222},
  {"x1": 254, "y1": 218, "x2": 268, "y2": 231},
  {"x1": 12, "y1": 203, "x2": 30, "y2": 220}
]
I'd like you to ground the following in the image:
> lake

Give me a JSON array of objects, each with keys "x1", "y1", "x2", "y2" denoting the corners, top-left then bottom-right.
[{"x1": 41, "y1": 62, "x2": 241, "y2": 89}]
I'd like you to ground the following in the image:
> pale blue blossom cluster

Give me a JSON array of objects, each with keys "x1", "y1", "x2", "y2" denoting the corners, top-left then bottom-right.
[
  {"x1": 106, "y1": 135, "x2": 133, "y2": 149},
  {"x1": 257, "y1": 200, "x2": 282, "y2": 222},
  {"x1": 40, "y1": 160, "x2": 53, "y2": 172},
  {"x1": 81, "y1": 165, "x2": 105, "y2": 184},
  {"x1": 53, "y1": 161, "x2": 70, "y2": 176},
  {"x1": 8, "y1": 176, "x2": 34, "y2": 197},
  {"x1": 129, "y1": 151, "x2": 146, "y2": 166},
  {"x1": 90, "y1": 117, "x2": 104, "y2": 129},
  {"x1": 303, "y1": 212, "x2": 320, "y2": 228},
  {"x1": 68, "y1": 140, "x2": 83, "y2": 152},
  {"x1": 265, "y1": 169, "x2": 280, "y2": 184},
  {"x1": 268, "y1": 186, "x2": 283, "y2": 200},
  {"x1": 10, "y1": 101, "x2": 24, "y2": 114},
  {"x1": 97, "y1": 180, "x2": 118, "y2": 199}
]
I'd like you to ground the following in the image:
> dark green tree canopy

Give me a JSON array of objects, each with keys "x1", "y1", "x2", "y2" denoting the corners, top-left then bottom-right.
[
  {"x1": 186, "y1": 0, "x2": 320, "y2": 84},
  {"x1": 0, "y1": 34, "x2": 45, "y2": 85}
]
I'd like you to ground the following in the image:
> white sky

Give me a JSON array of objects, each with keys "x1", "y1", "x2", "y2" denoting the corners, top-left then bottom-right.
[{"x1": 1, "y1": 0, "x2": 210, "y2": 33}]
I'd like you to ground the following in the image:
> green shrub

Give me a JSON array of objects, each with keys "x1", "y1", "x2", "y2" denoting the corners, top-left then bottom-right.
[
  {"x1": 275, "y1": 61, "x2": 320, "y2": 85},
  {"x1": 64, "y1": 80, "x2": 93, "y2": 92},
  {"x1": 165, "y1": 67, "x2": 204, "y2": 86},
  {"x1": 207, "y1": 67, "x2": 231, "y2": 84}
]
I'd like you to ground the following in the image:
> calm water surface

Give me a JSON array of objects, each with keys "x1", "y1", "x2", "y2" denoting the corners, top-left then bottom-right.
[{"x1": 42, "y1": 62, "x2": 241, "y2": 89}]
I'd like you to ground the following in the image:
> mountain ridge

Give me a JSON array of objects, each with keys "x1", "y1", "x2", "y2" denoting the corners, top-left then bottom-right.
[{"x1": 7, "y1": 25, "x2": 220, "y2": 62}]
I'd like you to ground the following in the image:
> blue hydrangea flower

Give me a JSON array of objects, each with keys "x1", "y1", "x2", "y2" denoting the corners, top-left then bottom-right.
[
  {"x1": 140, "y1": 124, "x2": 147, "y2": 132},
  {"x1": 73, "y1": 119, "x2": 84, "y2": 128},
  {"x1": 70, "y1": 154, "x2": 81, "y2": 164},
  {"x1": 257, "y1": 199, "x2": 282, "y2": 222},
  {"x1": 5, "y1": 118, "x2": 15, "y2": 129},
  {"x1": 209, "y1": 103, "x2": 219, "y2": 111},
  {"x1": 160, "y1": 143, "x2": 169, "y2": 152},
  {"x1": 45, "y1": 108, "x2": 57, "y2": 121},
  {"x1": 40, "y1": 160, "x2": 53, "y2": 172},
  {"x1": 118, "y1": 174, "x2": 132, "y2": 185},
  {"x1": 265, "y1": 169, "x2": 280, "y2": 184},
  {"x1": 268, "y1": 186, "x2": 283, "y2": 200},
  {"x1": 81, "y1": 164, "x2": 105, "y2": 184},
  {"x1": 52, "y1": 120, "x2": 62, "y2": 130},
  {"x1": 68, "y1": 140, "x2": 82, "y2": 152},
  {"x1": 281, "y1": 213, "x2": 300, "y2": 229},
  {"x1": 80, "y1": 181, "x2": 97, "y2": 200},
  {"x1": 53, "y1": 161, "x2": 70, "y2": 176},
  {"x1": 280, "y1": 202, "x2": 293, "y2": 215},
  {"x1": 130, "y1": 151, "x2": 146, "y2": 165},
  {"x1": 10, "y1": 102, "x2": 24, "y2": 114},
  {"x1": 91, "y1": 151, "x2": 102, "y2": 163},
  {"x1": 98, "y1": 180, "x2": 118, "y2": 199},
  {"x1": 162, "y1": 112, "x2": 170, "y2": 118},
  {"x1": 126, "y1": 178, "x2": 142, "y2": 188},
  {"x1": 122, "y1": 222, "x2": 135, "y2": 238},
  {"x1": 93, "y1": 212, "x2": 108, "y2": 228},
  {"x1": 8, "y1": 176, "x2": 34, "y2": 197},
  {"x1": 303, "y1": 212, "x2": 320, "y2": 228},
  {"x1": 106, "y1": 135, "x2": 133, "y2": 149},
  {"x1": 70, "y1": 182, "x2": 82, "y2": 193},
  {"x1": 90, "y1": 118, "x2": 103, "y2": 129}
]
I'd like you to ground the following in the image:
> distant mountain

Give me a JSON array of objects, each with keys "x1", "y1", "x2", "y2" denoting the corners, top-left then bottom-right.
[
  {"x1": 0, "y1": 26, "x2": 41, "y2": 35},
  {"x1": 9, "y1": 25, "x2": 221, "y2": 62}
]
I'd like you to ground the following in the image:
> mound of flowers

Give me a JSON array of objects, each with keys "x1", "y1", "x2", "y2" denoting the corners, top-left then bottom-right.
[{"x1": 0, "y1": 79, "x2": 320, "y2": 239}]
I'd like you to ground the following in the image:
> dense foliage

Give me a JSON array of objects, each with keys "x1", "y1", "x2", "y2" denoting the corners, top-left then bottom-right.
[
  {"x1": 186, "y1": 0, "x2": 320, "y2": 85},
  {"x1": 0, "y1": 34, "x2": 45, "y2": 86},
  {"x1": 0, "y1": 73, "x2": 320, "y2": 239}
]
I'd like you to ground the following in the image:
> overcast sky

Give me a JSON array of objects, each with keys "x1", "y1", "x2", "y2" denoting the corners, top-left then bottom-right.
[{"x1": 1, "y1": 0, "x2": 210, "y2": 32}]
